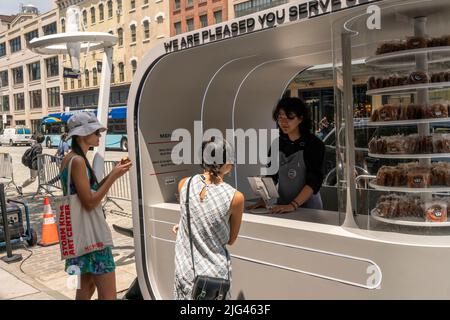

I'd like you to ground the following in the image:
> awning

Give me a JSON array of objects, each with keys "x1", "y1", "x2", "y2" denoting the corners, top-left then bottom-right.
[
  {"x1": 42, "y1": 116, "x2": 62, "y2": 124},
  {"x1": 109, "y1": 106, "x2": 126, "y2": 119}
]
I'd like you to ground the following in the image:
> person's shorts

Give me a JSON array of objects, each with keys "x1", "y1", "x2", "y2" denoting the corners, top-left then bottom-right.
[{"x1": 65, "y1": 247, "x2": 115, "y2": 275}]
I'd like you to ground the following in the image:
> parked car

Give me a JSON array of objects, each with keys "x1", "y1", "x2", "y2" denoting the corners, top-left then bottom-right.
[{"x1": 0, "y1": 127, "x2": 34, "y2": 146}]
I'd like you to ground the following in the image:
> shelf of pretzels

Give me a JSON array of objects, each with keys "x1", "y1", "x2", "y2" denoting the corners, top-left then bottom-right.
[
  {"x1": 365, "y1": 35, "x2": 450, "y2": 68},
  {"x1": 369, "y1": 102, "x2": 450, "y2": 124},
  {"x1": 376, "y1": 36, "x2": 450, "y2": 55},
  {"x1": 370, "y1": 162, "x2": 450, "y2": 192},
  {"x1": 366, "y1": 71, "x2": 450, "y2": 96},
  {"x1": 372, "y1": 194, "x2": 450, "y2": 225},
  {"x1": 361, "y1": 29, "x2": 450, "y2": 226},
  {"x1": 368, "y1": 133, "x2": 450, "y2": 158}
]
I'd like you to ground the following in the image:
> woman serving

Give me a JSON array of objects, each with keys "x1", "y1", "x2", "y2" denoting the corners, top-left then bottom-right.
[{"x1": 249, "y1": 97, "x2": 325, "y2": 214}]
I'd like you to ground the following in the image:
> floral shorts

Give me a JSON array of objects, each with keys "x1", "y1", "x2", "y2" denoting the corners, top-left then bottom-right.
[{"x1": 65, "y1": 247, "x2": 115, "y2": 275}]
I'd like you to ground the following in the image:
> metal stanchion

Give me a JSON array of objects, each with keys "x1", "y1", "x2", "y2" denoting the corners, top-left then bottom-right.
[{"x1": 0, "y1": 183, "x2": 22, "y2": 263}]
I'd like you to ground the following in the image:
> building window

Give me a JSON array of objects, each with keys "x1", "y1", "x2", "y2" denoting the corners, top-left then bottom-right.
[
  {"x1": 130, "y1": 24, "x2": 136, "y2": 42},
  {"x1": 111, "y1": 64, "x2": 115, "y2": 83},
  {"x1": 186, "y1": 18, "x2": 194, "y2": 31},
  {"x1": 47, "y1": 87, "x2": 60, "y2": 107},
  {"x1": 234, "y1": 0, "x2": 287, "y2": 17},
  {"x1": 186, "y1": 0, "x2": 193, "y2": 7},
  {"x1": 71, "y1": 79, "x2": 75, "y2": 89},
  {"x1": 93, "y1": 68, "x2": 98, "y2": 86},
  {"x1": 43, "y1": 22, "x2": 57, "y2": 35},
  {"x1": 200, "y1": 14, "x2": 208, "y2": 28},
  {"x1": 14, "y1": 93, "x2": 25, "y2": 111},
  {"x1": 10, "y1": 37, "x2": 21, "y2": 53},
  {"x1": 12, "y1": 67, "x2": 23, "y2": 84},
  {"x1": 174, "y1": 0, "x2": 180, "y2": 10},
  {"x1": 2, "y1": 96, "x2": 9, "y2": 112},
  {"x1": 30, "y1": 119, "x2": 41, "y2": 133},
  {"x1": 45, "y1": 56, "x2": 59, "y2": 77},
  {"x1": 15, "y1": 120, "x2": 26, "y2": 126},
  {"x1": 117, "y1": 0, "x2": 122, "y2": 11},
  {"x1": 117, "y1": 28, "x2": 124, "y2": 46},
  {"x1": 99, "y1": 3, "x2": 104, "y2": 20},
  {"x1": 144, "y1": 0, "x2": 149, "y2": 4},
  {"x1": 0, "y1": 70, "x2": 8, "y2": 87},
  {"x1": 30, "y1": 90, "x2": 42, "y2": 109},
  {"x1": 85, "y1": 69, "x2": 90, "y2": 87},
  {"x1": 119, "y1": 62, "x2": 124, "y2": 82},
  {"x1": 143, "y1": 20, "x2": 150, "y2": 39},
  {"x1": 83, "y1": 95, "x2": 92, "y2": 106},
  {"x1": 214, "y1": 10, "x2": 222, "y2": 23},
  {"x1": 78, "y1": 76, "x2": 82, "y2": 88},
  {"x1": 108, "y1": 0, "x2": 113, "y2": 18},
  {"x1": 83, "y1": 10, "x2": 88, "y2": 25},
  {"x1": 28, "y1": 61, "x2": 41, "y2": 81},
  {"x1": 131, "y1": 60, "x2": 137, "y2": 76},
  {"x1": 25, "y1": 29, "x2": 39, "y2": 43},
  {"x1": 91, "y1": 7, "x2": 96, "y2": 24},
  {"x1": 61, "y1": 18, "x2": 65, "y2": 32},
  {"x1": 63, "y1": 78, "x2": 67, "y2": 90},
  {"x1": 131, "y1": 0, "x2": 136, "y2": 9},
  {"x1": 174, "y1": 21, "x2": 181, "y2": 35},
  {"x1": 0, "y1": 43, "x2": 5, "y2": 57}
]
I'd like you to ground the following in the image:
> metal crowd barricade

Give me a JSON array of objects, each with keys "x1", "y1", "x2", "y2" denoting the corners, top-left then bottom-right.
[
  {"x1": 103, "y1": 160, "x2": 131, "y2": 216},
  {"x1": 35, "y1": 154, "x2": 62, "y2": 198},
  {"x1": 0, "y1": 152, "x2": 19, "y2": 193}
]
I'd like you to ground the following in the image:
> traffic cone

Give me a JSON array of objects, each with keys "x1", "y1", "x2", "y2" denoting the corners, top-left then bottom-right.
[{"x1": 38, "y1": 197, "x2": 59, "y2": 246}]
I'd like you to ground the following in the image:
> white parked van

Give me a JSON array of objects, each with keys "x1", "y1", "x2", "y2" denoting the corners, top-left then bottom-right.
[{"x1": 0, "y1": 127, "x2": 34, "y2": 146}]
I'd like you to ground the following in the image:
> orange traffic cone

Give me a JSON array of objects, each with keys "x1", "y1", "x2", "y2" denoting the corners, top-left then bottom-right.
[{"x1": 38, "y1": 197, "x2": 59, "y2": 246}]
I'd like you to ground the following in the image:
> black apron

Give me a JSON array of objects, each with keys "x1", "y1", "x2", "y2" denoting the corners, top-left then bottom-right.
[{"x1": 277, "y1": 149, "x2": 323, "y2": 209}]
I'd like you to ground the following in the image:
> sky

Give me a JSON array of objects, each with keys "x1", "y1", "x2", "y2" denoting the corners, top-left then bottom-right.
[{"x1": 0, "y1": 0, "x2": 54, "y2": 15}]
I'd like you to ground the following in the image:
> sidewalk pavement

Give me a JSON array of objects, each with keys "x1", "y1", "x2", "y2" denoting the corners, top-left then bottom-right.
[{"x1": 0, "y1": 264, "x2": 67, "y2": 300}]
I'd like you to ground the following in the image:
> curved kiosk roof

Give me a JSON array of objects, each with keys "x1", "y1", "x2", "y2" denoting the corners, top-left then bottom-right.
[{"x1": 128, "y1": 0, "x2": 450, "y2": 299}]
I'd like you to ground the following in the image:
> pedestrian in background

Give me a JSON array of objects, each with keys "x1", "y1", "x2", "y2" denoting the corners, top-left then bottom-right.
[
  {"x1": 18, "y1": 134, "x2": 45, "y2": 196},
  {"x1": 172, "y1": 137, "x2": 244, "y2": 300},
  {"x1": 59, "y1": 112, "x2": 132, "y2": 300},
  {"x1": 55, "y1": 132, "x2": 70, "y2": 161}
]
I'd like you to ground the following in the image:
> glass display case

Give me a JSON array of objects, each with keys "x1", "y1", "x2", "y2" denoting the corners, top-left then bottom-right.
[{"x1": 333, "y1": 0, "x2": 450, "y2": 234}]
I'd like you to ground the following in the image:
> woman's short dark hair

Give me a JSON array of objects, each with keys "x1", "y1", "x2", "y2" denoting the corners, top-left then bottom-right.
[
  {"x1": 201, "y1": 137, "x2": 234, "y2": 183},
  {"x1": 272, "y1": 97, "x2": 312, "y2": 135}
]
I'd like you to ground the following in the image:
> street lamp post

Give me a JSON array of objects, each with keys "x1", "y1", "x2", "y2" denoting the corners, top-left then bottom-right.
[{"x1": 28, "y1": 5, "x2": 117, "y2": 180}]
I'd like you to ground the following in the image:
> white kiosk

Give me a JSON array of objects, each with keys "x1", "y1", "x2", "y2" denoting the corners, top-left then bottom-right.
[{"x1": 128, "y1": 0, "x2": 450, "y2": 299}]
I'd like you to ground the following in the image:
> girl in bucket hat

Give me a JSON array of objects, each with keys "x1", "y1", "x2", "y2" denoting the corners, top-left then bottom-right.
[{"x1": 59, "y1": 111, "x2": 132, "y2": 300}]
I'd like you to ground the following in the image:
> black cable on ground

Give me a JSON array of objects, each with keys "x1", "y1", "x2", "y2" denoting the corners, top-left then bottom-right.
[{"x1": 19, "y1": 243, "x2": 33, "y2": 274}]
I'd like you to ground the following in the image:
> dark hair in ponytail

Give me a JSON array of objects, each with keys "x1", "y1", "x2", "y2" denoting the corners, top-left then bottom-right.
[
  {"x1": 71, "y1": 135, "x2": 98, "y2": 187},
  {"x1": 201, "y1": 137, "x2": 234, "y2": 184}
]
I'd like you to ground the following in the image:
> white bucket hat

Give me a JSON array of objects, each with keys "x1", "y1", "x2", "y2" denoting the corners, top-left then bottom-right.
[{"x1": 67, "y1": 111, "x2": 107, "y2": 139}]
